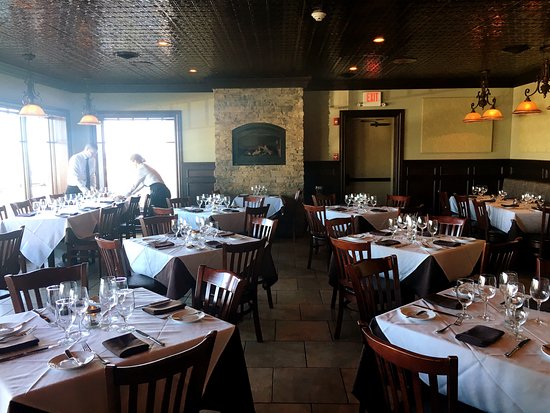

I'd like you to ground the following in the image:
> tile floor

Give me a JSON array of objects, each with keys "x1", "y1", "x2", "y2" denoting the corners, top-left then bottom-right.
[{"x1": 0, "y1": 236, "x2": 363, "y2": 413}]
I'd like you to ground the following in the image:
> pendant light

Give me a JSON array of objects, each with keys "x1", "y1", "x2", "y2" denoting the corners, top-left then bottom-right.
[
  {"x1": 19, "y1": 53, "x2": 46, "y2": 117},
  {"x1": 78, "y1": 92, "x2": 101, "y2": 125},
  {"x1": 463, "y1": 70, "x2": 503, "y2": 123},
  {"x1": 512, "y1": 58, "x2": 549, "y2": 115}
]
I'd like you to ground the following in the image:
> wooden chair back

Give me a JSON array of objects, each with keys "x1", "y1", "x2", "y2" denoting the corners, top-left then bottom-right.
[
  {"x1": 143, "y1": 194, "x2": 152, "y2": 217},
  {"x1": 330, "y1": 237, "x2": 372, "y2": 289},
  {"x1": 471, "y1": 198, "x2": 490, "y2": 238},
  {"x1": 479, "y1": 237, "x2": 522, "y2": 275},
  {"x1": 454, "y1": 194, "x2": 471, "y2": 219},
  {"x1": 105, "y1": 330, "x2": 217, "y2": 413},
  {"x1": 167, "y1": 197, "x2": 191, "y2": 208},
  {"x1": 97, "y1": 205, "x2": 123, "y2": 240},
  {"x1": 386, "y1": 195, "x2": 411, "y2": 208},
  {"x1": 118, "y1": 195, "x2": 141, "y2": 239},
  {"x1": 537, "y1": 256, "x2": 550, "y2": 277},
  {"x1": 539, "y1": 206, "x2": 550, "y2": 257},
  {"x1": 49, "y1": 193, "x2": 65, "y2": 201},
  {"x1": 244, "y1": 205, "x2": 269, "y2": 234},
  {"x1": 139, "y1": 215, "x2": 176, "y2": 237},
  {"x1": 10, "y1": 200, "x2": 32, "y2": 216},
  {"x1": 0, "y1": 205, "x2": 7, "y2": 220},
  {"x1": 152, "y1": 206, "x2": 174, "y2": 216},
  {"x1": 347, "y1": 255, "x2": 401, "y2": 323},
  {"x1": 248, "y1": 217, "x2": 278, "y2": 245},
  {"x1": 193, "y1": 265, "x2": 246, "y2": 323},
  {"x1": 438, "y1": 191, "x2": 451, "y2": 215},
  {"x1": 5, "y1": 263, "x2": 88, "y2": 313},
  {"x1": 430, "y1": 215, "x2": 467, "y2": 237},
  {"x1": 312, "y1": 193, "x2": 336, "y2": 207},
  {"x1": 325, "y1": 217, "x2": 354, "y2": 239},
  {"x1": 29, "y1": 196, "x2": 46, "y2": 203},
  {"x1": 243, "y1": 195, "x2": 264, "y2": 208},
  {"x1": 95, "y1": 237, "x2": 131, "y2": 277},
  {"x1": 362, "y1": 326, "x2": 459, "y2": 413},
  {"x1": 0, "y1": 227, "x2": 25, "y2": 290},
  {"x1": 303, "y1": 204, "x2": 327, "y2": 238},
  {"x1": 222, "y1": 238, "x2": 265, "y2": 286}
]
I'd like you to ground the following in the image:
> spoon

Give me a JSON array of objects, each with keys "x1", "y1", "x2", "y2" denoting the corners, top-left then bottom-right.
[
  {"x1": 64, "y1": 349, "x2": 83, "y2": 366},
  {"x1": 406, "y1": 310, "x2": 426, "y2": 318}
]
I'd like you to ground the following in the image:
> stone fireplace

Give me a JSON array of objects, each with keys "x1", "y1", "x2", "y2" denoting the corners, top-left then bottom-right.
[{"x1": 214, "y1": 88, "x2": 304, "y2": 195}]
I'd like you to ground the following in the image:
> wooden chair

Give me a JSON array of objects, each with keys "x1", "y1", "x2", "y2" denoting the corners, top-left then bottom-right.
[
  {"x1": 386, "y1": 195, "x2": 411, "y2": 208},
  {"x1": 430, "y1": 215, "x2": 467, "y2": 237},
  {"x1": 438, "y1": 191, "x2": 452, "y2": 216},
  {"x1": 193, "y1": 265, "x2": 246, "y2": 323},
  {"x1": 5, "y1": 263, "x2": 88, "y2": 313},
  {"x1": 139, "y1": 215, "x2": 176, "y2": 237},
  {"x1": 223, "y1": 238, "x2": 265, "y2": 342},
  {"x1": 479, "y1": 237, "x2": 522, "y2": 275},
  {"x1": 347, "y1": 255, "x2": 401, "y2": 323},
  {"x1": 118, "y1": 195, "x2": 141, "y2": 241},
  {"x1": 243, "y1": 195, "x2": 264, "y2": 208},
  {"x1": 105, "y1": 330, "x2": 217, "y2": 413},
  {"x1": 312, "y1": 193, "x2": 336, "y2": 207},
  {"x1": 10, "y1": 200, "x2": 32, "y2": 216},
  {"x1": 330, "y1": 237, "x2": 372, "y2": 339},
  {"x1": 303, "y1": 204, "x2": 329, "y2": 269},
  {"x1": 537, "y1": 256, "x2": 550, "y2": 278},
  {"x1": 471, "y1": 198, "x2": 507, "y2": 242},
  {"x1": 151, "y1": 206, "x2": 175, "y2": 216},
  {"x1": 0, "y1": 227, "x2": 26, "y2": 299},
  {"x1": 325, "y1": 217, "x2": 354, "y2": 239},
  {"x1": 243, "y1": 205, "x2": 269, "y2": 234},
  {"x1": 454, "y1": 194, "x2": 472, "y2": 220},
  {"x1": 527, "y1": 205, "x2": 550, "y2": 259},
  {"x1": 143, "y1": 193, "x2": 152, "y2": 217},
  {"x1": 49, "y1": 193, "x2": 65, "y2": 201},
  {"x1": 248, "y1": 217, "x2": 278, "y2": 308},
  {"x1": 362, "y1": 325, "x2": 459, "y2": 413},
  {"x1": 167, "y1": 197, "x2": 191, "y2": 208},
  {"x1": 29, "y1": 196, "x2": 46, "y2": 203},
  {"x1": 95, "y1": 237, "x2": 167, "y2": 295},
  {"x1": 0, "y1": 205, "x2": 7, "y2": 220}
]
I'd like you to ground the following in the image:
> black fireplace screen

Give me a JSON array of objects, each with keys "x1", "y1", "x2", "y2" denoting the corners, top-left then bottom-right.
[{"x1": 232, "y1": 122, "x2": 286, "y2": 165}]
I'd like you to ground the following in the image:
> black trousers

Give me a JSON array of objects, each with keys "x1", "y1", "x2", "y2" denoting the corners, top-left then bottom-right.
[
  {"x1": 149, "y1": 182, "x2": 171, "y2": 208},
  {"x1": 65, "y1": 185, "x2": 82, "y2": 195}
]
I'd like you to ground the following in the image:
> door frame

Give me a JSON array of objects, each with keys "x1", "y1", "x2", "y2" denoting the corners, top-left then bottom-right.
[{"x1": 339, "y1": 109, "x2": 405, "y2": 196}]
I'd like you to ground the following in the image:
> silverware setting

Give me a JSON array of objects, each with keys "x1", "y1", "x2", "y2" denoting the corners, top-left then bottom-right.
[
  {"x1": 134, "y1": 329, "x2": 166, "y2": 347},
  {"x1": 435, "y1": 316, "x2": 464, "y2": 334},
  {"x1": 81, "y1": 342, "x2": 109, "y2": 365},
  {"x1": 0, "y1": 326, "x2": 36, "y2": 343},
  {"x1": 406, "y1": 310, "x2": 426, "y2": 318},
  {"x1": 505, "y1": 338, "x2": 530, "y2": 358},
  {"x1": 64, "y1": 349, "x2": 83, "y2": 366}
]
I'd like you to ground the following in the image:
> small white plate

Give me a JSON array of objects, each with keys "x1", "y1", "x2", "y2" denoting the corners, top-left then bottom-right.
[
  {"x1": 541, "y1": 345, "x2": 550, "y2": 358},
  {"x1": 0, "y1": 323, "x2": 22, "y2": 338},
  {"x1": 399, "y1": 307, "x2": 436, "y2": 321},
  {"x1": 48, "y1": 351, "x2": 94, "y2": 370},
  {"x1": 171, "y1": 309, "x2": 205, "y2": 323}
]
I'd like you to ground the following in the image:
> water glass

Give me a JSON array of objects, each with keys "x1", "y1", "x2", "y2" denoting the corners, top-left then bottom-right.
[
  {"x1": 70, "y1": 286, "x2": 90, "y2": 338},
  {"x1": 116, "y1": 289, "x2": 135, "y2": 332},
  {"x1": 427, "y1": 219, "x2": 438, "y2": 237},
  {"x1": 417, "y1": 216, "x2": 428, "y2": 236},
  {"x1": 56, "y1": 298, "x2": 76, "y2": 346},
  {"x1": 99, "y1": 276, "x2": 117, "y2": 329},
  {"x1": 455, "y1": 278, "x2": 475, "y2": 319},
  {"x1": 530, "y1": 277, "x2": 550, "y2": 324},
  {"x1": 59, "y1": 281, "x2": 77, "y2": 299},
  {"x1": 477, "y1": 274, "x2": 496, "y2": 321},
  {"x1": 46, "y1": 285, "x2": 60, "y2": 323}
]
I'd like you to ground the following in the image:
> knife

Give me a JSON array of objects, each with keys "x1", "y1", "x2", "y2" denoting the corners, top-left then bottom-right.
[
  {"x1": 134, "y1": 329, "x2": 165, "y2": 347},
  {"x1": 0, "y1": 344, "x2": 59, "y2": 363},
  {"x1": 136, "y1": 299, "x2": 172, "y2": 309},
  {"x1": 413, "y1": 304, "x2": 459, "y2": 318},
  {"x1": 32, "y1": 309, "x2": 52, "y2": 323},
  {"x1": 505, "y1": 338, "x2": 530, "y2": 358}
]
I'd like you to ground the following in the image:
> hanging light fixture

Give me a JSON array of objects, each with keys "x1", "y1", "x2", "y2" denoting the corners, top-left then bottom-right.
[
  {"x1": 19, "y1": 53, "x2": 46, "y2": 117},
  {"x1": 463, "y1": 70, "x2": 503, "y2": 123},
  {"x1": 512, "y1": 58, "x2": 549, "y2": 115},
  {"x1": 78, "y1": 92, "x2": 101, "y2": 125}
]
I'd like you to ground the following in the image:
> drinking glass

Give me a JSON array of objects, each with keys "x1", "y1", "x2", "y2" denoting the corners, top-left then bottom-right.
[
  {"x1": 70, "y1": 286, "x2": 90, "y2": 338},
  {"x1": 427, "y1": 219, "x2": 439, "y2": 238},
  {"x1": 99, "y1": 276, "x2": 117, "y2": 329},
  {"x1": 471, "y1": 186, "x2": 479, "y2": 196},
  {"x1": 417, "y1": 216, "x2": 427, "y2": 236},
  {"x1": 477, "y1": 274, "x2": 496, "y2": 321},
  {"x1": 506, "y1": 283, "x2": 526, "y2": 340},
  {"x1": 32, "y1": 201, "x2": 41, "y2": 214},
  {"x1": 499, "y1": 271, "x2": 518, "y2": 308},
  {"x1": 455, "y1": 278, "x2": 475, "y2": 319},
  {"x1": 56, "y1": 298, "x2": 76, "y2": 346},
  {"x1": 115, "y1": 289, "x2": 135, "y2": 332},
  {"x1": 387, "y1": 218, "x2": 398, "y2": 238},
  {"x1": 115, "y1": 276, "x2": 128, "y2": 290},
  {"x1": 59, "y1": 281, "x2": 77, "y2": 299},
  {"x1": 530, "y1": 277, "x2": 550, "y2": 324},
  {"x1": 46, "y1": 285, "x2": 60, "y2": 324}
]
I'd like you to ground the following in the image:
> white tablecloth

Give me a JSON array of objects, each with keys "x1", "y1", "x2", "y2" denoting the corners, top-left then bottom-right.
[
  {"x1": 0, "y1": 208, "x2": 100, "y2": 267},
  {"x1": 0, "y1": 288, "x2": 235, "y2": 413},
  {"x1": 174, "y1": 207, "x2": 245, "y2": 233},
  {"x1": 376, "y1": 291, "x2": 550, "y2": 413},
  {"x1": 232, "y1": 195, "x2": 284, "y2": 218},
  {"x1": 326, "y1": 206, "x2": 399, "y2": 231}
]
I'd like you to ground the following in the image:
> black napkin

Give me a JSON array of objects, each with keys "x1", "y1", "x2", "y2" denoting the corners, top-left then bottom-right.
[
  {"x1": 205, "y1": 240, "x2": 223, "y2": 248},
  {"x1": 370, "y1": 208, "x2": 388, "y2": 212},
  {"x1": 222, "y1": 208, "x2": 240, "y2": 213},
  {"x1": 371, "y1": 230, "x2": 391, "y2": 236},
  {"x1": 0, "y1": 335, "x2": 39, "y2": 354},
  {"x1": 455, "y1": 325, "x2": 504, "y2": 347},
  {"x1": 185, "y1": 207, "x2": 203, "y2": 213},
  {"x1": 19, "y1": 212, "x2": 37, "y2": 217},
  {"x1": 103, "y1": 333, "x2": 149, "y2": 357},
  {"x1": 433, "y1": 240, "x2": 462, "y2": 248},
  {"x1": 152, "y1": 240, "x2": 174, "y2": 249},
  {"x1": 142, "y1": 300, "x2": 186, "y2": 315},
  {"x1": 501, "y1": 203, "x2": 519, "y2": 208},
  {"x1": 375, "y1": 239, "x2": 401, "y2": 246},
  {"x1": 424, "y1": 293, "x2": 461, "y2": 310}
]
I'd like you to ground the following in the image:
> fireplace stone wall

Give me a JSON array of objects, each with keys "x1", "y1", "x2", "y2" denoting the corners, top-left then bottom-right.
[{"x1": 213, "y1": 88, "x2": 304, "y2": 196}]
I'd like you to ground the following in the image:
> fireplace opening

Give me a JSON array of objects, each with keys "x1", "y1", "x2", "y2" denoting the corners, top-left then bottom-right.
[{"x1": 232, "y1": 122, "x2": 286, "y2": 165}]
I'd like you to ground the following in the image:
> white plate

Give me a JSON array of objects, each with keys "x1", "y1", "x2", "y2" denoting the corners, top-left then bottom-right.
[
  {"x1": 171, "y1": 309, "x2": 205, "y2": 323},
  {"x1": 48, "y1": 351, "x2": 94, "y2": 370},
  {"x1": 541, "y1": 345, "x2": 550, "y2": 358},
  {"x1": 0, "y1": 323, "x2": 22, "y2": 338},
  {"x1": 399, "y1": 307, "x2": 436, "y2": 321}
]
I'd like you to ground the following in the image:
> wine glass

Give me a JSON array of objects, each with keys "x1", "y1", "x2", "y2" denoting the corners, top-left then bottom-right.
[
  {"x1": 417, "y1": 216, "x2": 428, "y2": 237},
  {"x1": 455, "y1": 278, "x2": 475, "y2": 319},
  {"x1": 530, "y1": 277, "x2": 550, "y2": 324},
  {"x1": 477, "y1": 274, "x2": 496, "y2": 321},
  {"x1": 56, "y1": 298, "x2": 76, "y2": 346},
  {"x1": 506, "y1": 283, "x2": 526, "y2": 340},
  {"x1": 116, "y1": 289, "x2": 135, "y2": 332},
  {"x1": 387, "y1": 218, "x2": 398, "y2": 239},
  {"x1": 499, "y1": 271, "x2": 518, "y2": 308},
  {"x1": 70, "y1": 286, "x2": 90, "y2": 338},
  {"x1": 99, "y1": 276, "x2": 117, "y2": 329},
  {"x1": 46, "y1": 285, "x2": 60, "y2": 324},
  {"x1": 427, "y1": 219, "x2": 439, "y2": 238},
  {"x1": 59, "y1": 281, "x2": 77, "y2": 299}
]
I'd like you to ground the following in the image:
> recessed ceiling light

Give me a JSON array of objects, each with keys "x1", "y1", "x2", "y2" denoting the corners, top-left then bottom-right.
[
  {"x1": 373, "y1": 36, "x2": 385, "y2": 43},
  {"x1": 157, "y1": 39, "x2": 171, "y2": 47},
  {"x1": 349, "y1": 66, "x2": 358, "y2": 72},
  {"x1": 189, "y1": 68, "x2": 198, "y2": 73}
]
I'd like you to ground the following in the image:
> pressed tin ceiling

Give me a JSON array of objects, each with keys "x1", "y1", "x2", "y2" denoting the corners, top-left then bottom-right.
[{"x1": 1, "y1": 0, "x2": 550, "y2": 92}]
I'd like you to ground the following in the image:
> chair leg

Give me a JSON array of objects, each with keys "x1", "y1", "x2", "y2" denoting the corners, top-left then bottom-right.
[
  {"x1": 334, "y1": 286, "x2": 344, "y2": 339},
  {"x1": 252, "y1": 299, "x2": 263, "y2": 343},
  {"x1": 330, "y1": 285, "x2": 337, "y2": 309},
  {"x1": 265, "y1": 285, "x2": 274, "y2": 309}
]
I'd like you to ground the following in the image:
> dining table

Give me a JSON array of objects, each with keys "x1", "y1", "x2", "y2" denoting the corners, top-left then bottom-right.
[
  {"x1": 232, "y1": 195, "x2": 284, "y2": 218},
  {"x1": 325, "y1": 205, "x2": 400, "y2": 231},
  {"x1": 0, "y1": 288, "x2": 254, "y2": 413},
  {"x1": 366, "y1": 289, "x2": 550, "y2": 413},
  {"x1": 174, "y1": 206, "x2": 245, "y2": 233}
]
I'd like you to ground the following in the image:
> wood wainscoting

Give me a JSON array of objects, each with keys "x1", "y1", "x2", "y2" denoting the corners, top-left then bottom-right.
[{"x1": 180, "y1": 162, "x2": 215, "y2": 198}]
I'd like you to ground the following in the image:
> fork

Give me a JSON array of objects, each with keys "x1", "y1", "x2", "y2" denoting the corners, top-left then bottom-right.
[
  {"x1": 82, "y1": 342, "x2": 109, "y2": 365},
  {"x1": 435, "y1": 316, "x2": 463, "y2": 334},
  {"x1": 0, "y1": 326, "x2": 36, "y2": 343}
]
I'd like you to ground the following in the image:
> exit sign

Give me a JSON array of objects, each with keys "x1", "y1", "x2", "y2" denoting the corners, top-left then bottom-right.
[{"x1": 362, "y1": 91, "x2": 382, "y2": 106}]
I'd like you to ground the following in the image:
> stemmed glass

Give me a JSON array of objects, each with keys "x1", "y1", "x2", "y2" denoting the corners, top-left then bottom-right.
[
  {"x1": 45, "y1": 284, "x2": 60, "y2": 324},
  {"x1": 56, "y1": 298, "x2": 76, "y2": 346},
  {"x1": 32, "y1": 201, "x2": 41, "y2": 214},
  {"x1": 506, "y1": 283, "x2": 527, "y2": 340},
  {"x1": 99, "y1": 276, "x2": 117, "y2": 330},
  {"x1": 70, "y1": 286, "x2": 90, "y2": 338},
  {"x1": 499, "y1": 271, "x2": 518, "y2": 309},
  {"x1": 417, "y1": 216, "x2": 428, "y2": 237},
  {"x1": 455, "y1": 278, "x2": 475, "y2": 319},
  {"x1": 530, "y1": 277, "x2": 550, "y2": 324},
  {"x1": 59, "y1": 281, "x2": 77, "y2": 299},
  {"x1": 115, "y1": 289, "x2": 135, "y2": 332},
  {"x1": 477, "y1": 274, "x2": 497, "y2": 321},
  {"x1": 427, "y1": 219, "x2": 439, "y2": 238}
]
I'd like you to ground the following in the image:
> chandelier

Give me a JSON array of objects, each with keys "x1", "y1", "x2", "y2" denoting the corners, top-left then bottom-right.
[
  {"x1": 512, "y1": 58, "x2": 550, "y2": 115},
  {"x1": 463, "y1": 71, "x2": 503, "y2": 123},
  {"x1": 78, "y1": 92, "x2": 101, "y2": 125},
  {"x1": 19, "y1": 53, "x2": 46, "y2": 117}
]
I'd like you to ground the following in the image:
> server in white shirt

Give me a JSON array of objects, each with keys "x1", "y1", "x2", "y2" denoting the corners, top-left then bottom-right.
[
  {"x1": 127, "y1": 153, "x2": 171, "y2": 208},
  {"x1": 65, "y1": 144, "x2": 97, "y2": 195}
]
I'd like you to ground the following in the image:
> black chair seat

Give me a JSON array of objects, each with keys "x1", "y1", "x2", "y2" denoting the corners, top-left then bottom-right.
[{"x1": 127, "y1": 272, "x2": 167, "y2": 295}]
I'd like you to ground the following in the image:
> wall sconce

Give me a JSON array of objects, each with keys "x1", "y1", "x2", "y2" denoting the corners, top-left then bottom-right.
[
  {"x1": 78, "y1": 92, "x2": 101, "y2": 125},
  {"x1": 19, "y1": 53, "x2": 46, "y2": 117},
  {"x1": 512, "y1": 58, "x2": 550, "y2": 115},
  {"x1": 463, "y1": 70, "x2": 503, "y2": 123}
]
